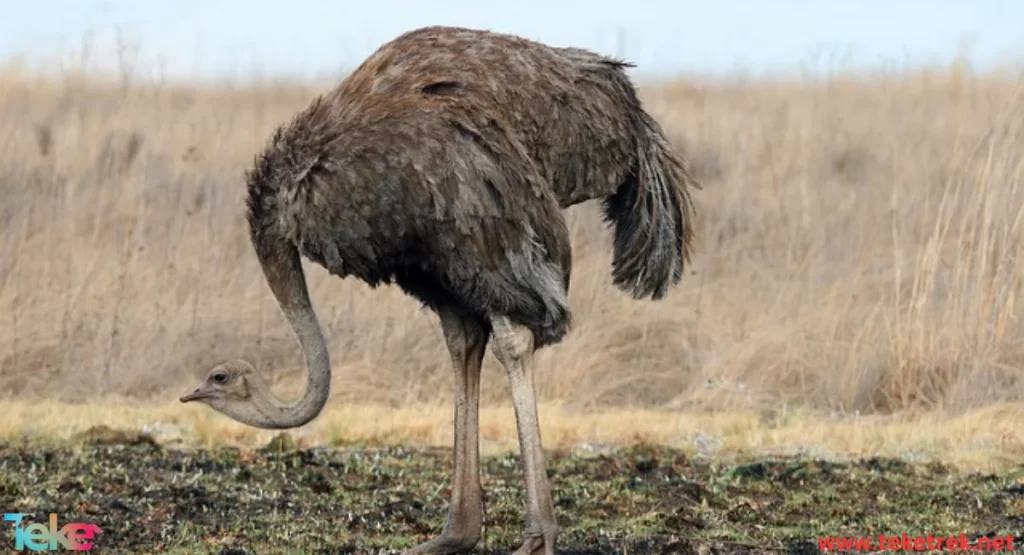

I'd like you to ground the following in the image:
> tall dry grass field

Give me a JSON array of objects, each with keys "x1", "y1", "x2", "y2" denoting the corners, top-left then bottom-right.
[{"x1": 1, "y1": 64, "x2": 1022, "y2": 469}]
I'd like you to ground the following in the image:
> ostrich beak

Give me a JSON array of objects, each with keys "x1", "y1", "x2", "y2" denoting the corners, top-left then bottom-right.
[{"x1": 179, "y1": 387, "x2": 211, "y2": 403}]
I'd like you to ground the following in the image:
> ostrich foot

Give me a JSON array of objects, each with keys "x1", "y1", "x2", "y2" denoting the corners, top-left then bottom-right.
[
  {"x1": 511, "y1": 525, "x2": 557, "y2": 555},
  {"x1": 404, "y1": 530, "x2": 481, "y2": 554}
]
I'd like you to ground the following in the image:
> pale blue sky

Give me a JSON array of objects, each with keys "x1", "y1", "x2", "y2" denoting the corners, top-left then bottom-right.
[{"x1": 1, "y1": 0, "x2": 1022, "y2": 81}]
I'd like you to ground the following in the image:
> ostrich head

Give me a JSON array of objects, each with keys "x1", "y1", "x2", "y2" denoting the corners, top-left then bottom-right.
[
  {"x1": 180, "y1": 360, "x2": 261, "y2": 418},
  {"x1": 179, "y1": 359, "x2": 326, "y2": 429}
]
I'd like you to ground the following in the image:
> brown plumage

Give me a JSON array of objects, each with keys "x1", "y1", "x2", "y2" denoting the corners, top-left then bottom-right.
[{"x1": 180, "y1": 25, "x2": 698, "y2": 555}]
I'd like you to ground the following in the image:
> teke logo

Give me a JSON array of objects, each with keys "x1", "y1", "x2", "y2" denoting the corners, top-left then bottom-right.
[{"x1": 3, "y1": 513, "x2": 102, "y2": 551}]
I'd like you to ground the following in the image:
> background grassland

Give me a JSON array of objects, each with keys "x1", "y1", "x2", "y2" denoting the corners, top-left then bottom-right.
[{"x1": 0, "y1": 62, "x2": 1022, "y2": 471}]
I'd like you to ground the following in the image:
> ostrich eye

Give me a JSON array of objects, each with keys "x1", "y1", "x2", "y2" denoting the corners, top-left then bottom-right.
[{"x1": 211, "y1": 372, "x2": 229, "y2": 384}]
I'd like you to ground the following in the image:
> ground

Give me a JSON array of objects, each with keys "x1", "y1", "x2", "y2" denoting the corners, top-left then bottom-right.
[{"x1": 0, "y1": 429, "x2": 1021, "y2": 554}]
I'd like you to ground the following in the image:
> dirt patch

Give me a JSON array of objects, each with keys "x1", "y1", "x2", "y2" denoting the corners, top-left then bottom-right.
[{"x1": 0, "y1": 436, "x2": 1020, "y2": 554}]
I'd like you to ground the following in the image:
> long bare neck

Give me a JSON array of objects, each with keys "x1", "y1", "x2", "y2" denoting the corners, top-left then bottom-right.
[{"x1": 240, "y1": 236, "x2": 331, "y2": 429}]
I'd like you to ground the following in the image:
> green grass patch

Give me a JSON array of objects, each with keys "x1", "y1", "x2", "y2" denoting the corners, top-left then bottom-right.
[{"x1": 0, "y1": 433, "x2": 1020, "y2": 554}]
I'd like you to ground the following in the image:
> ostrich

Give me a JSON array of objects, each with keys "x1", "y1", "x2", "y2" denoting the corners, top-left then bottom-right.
[{"x1": 179, "y1": 26, "x2": 697, "y2": 555}]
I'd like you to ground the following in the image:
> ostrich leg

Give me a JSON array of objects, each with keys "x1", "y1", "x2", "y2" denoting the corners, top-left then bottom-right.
[
  {"x1": 490, "y1": 316, "x2": 558, "y2": 555},
  {"x1": 406, "y1": 309, "x2": 489, "y2": 554}
]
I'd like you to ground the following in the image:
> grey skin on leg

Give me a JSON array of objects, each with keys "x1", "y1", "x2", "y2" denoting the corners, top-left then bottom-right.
[
  {"x1": 490, "y1": 316, "x2": 558, "y2": 555},
  {"x1": 406, "y1": 309, "x2": 489, "y2": 554}
]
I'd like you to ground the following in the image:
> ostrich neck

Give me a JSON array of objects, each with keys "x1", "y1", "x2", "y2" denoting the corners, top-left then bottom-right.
[
  {"x1": 245, "y1": 306, "x2": 331, "y2": 429},
  {"x1": 239, "y1": 236, "x2": 332, "y2": 429}
]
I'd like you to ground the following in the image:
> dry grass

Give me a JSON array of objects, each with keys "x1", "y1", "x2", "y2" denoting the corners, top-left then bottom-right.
[
  {"x1": 1, "y1": 61, "x2": 1023, "y2": 467},
  {"x1": 4, "y1": 399, "x2": 1024, "y2": 473}
]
